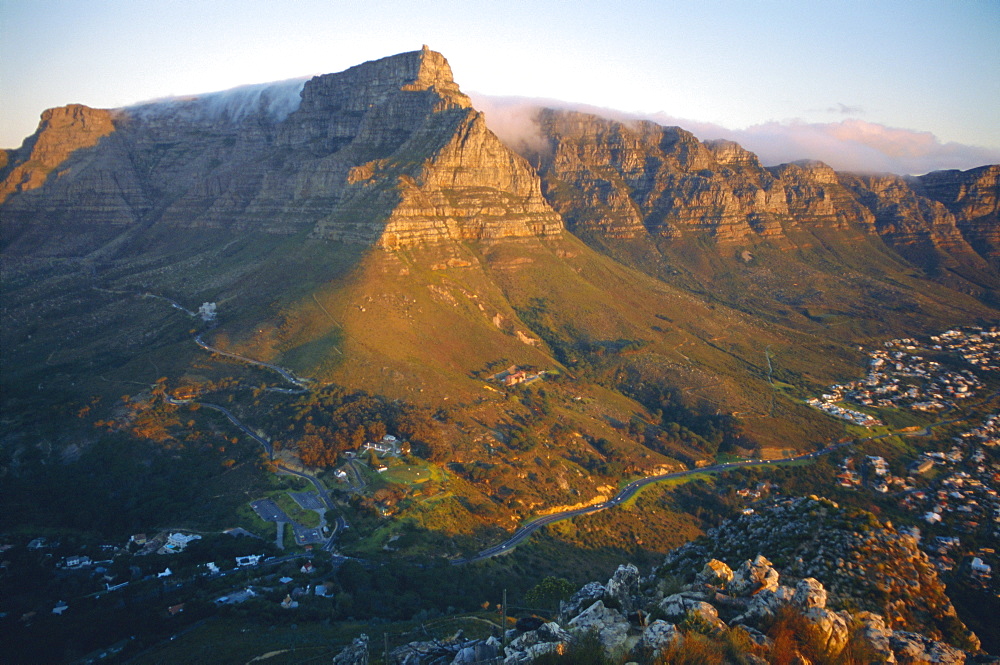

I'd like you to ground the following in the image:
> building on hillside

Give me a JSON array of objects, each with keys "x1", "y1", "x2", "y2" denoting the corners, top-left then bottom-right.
[
  {"x1": 489, "y1": 365, "x2": 545, "y2": 387},
  {"x1": 163, "y1": 532, "x2": 201, "y2": 553},
  {"x1": 235, "y1": 554, "x2": 263, "y2": 567},
  {"x1": 971, "y1": 557, "x2": 992, "y2": 575},
  {"x1": 361, "y1": 434, "x2": 406, "y2": 456}
]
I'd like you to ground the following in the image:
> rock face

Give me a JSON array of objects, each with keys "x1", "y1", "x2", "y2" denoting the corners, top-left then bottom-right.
[
  {"x1": 917, "y1": 165, "x2": 1000, "y2": 268},
  {"x1": 0, "y1": 47, "x2": 562, "y2": 254},
  {"x1": 0, "y1": 104, "x2": 117, "y2": 204},
  {"x1": 522, "y1": 108, "x2": 999, "y2": 295}
]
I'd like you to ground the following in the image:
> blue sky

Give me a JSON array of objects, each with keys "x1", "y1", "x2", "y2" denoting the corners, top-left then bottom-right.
[{"x1": 2, "y1": 0, "x2": 998, "y2": 173}]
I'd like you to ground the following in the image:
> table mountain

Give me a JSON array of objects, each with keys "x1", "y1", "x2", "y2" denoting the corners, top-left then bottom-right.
[{"x1": 1, "y1": 46, "x2": 561, "y2": 255}]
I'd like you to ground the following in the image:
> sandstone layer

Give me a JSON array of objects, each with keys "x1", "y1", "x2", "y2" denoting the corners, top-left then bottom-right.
[{"x1": 0, "y1": 47, "x2": 562, "y2": 255}]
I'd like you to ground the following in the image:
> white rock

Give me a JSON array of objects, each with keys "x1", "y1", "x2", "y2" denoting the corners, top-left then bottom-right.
[
  {"x1": 792, "y1": 577, "x2": 827, "y2": 610},
  {"x1": 568, "y1": 600, "x2": 630, "y2": 654},
  {"x1": 640, "y1": 620, "x2": 679, "y2": 652},
  {"x1": 730, "y1": 555, "x2": 781, "y2": 596}
]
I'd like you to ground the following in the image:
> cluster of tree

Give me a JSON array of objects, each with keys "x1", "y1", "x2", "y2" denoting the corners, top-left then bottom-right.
[
  {"x1": 271, "y1": 387, "x2": 451, "y2": 467},
  {"x1": 617, "y1": 372, "x2": 738, "y2": 455},
  {"x1": 1, "y1": 431, "x2": 269, "y2": 537}
]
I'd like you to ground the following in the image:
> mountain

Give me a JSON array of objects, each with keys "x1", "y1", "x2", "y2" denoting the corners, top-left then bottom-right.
[{"x1": 1, "y1": 47, "x2": 998, "y2": 525}]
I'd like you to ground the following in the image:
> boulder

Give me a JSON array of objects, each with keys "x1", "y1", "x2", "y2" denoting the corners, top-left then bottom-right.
[
  {"x1": 695, "y1": 559, "x2": 734, "y2": 588},
  {"x1": 803, "y1": 608, "x2": 850, "y2": 657},
  {"x1": 506, "y1": 621, "x2": 570, "y2": 654},
  {"x1": 604, "y1": 563, "x2": 641, "y2": 614},
  {"x1": 658, "y1": 593, "x2": 720, "y2": 624},
  {"x1": 730, "y1": 555, "x2": 780, "y2": 596},
  {"x1": 731, "y1": 585, "x2": 794, "y2": 628},
  {"x1": 639, "y1": 620, "x2": 679, "y2": 652},
  {"x1": 889, "y1": 631, "x2": 967, "y2": 665},
  {"x1": 332, "y1": 633, "x2": 369, "y2": 665},
  {"x1": 792, "y1": 578, "x2": 827, "y2": 610},
  {"x1": 503, "y1": 641, "x2": 564, "y2": 665},
  {"x1": 452, "y1": 640, "x2": 499, "y2": 664},
  {"x1": 559, "y1": 581, "x2": 605, "y2": 623},
  {"x1": 855, "y1": 612, "x2": 896, "y2": 664},
  {"x1": 568, "y1": 600, "x2": 631, "y2": 655}
]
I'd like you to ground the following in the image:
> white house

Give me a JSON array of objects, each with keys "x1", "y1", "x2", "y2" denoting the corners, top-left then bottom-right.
[
  {"x1": 235, "y1": 554, "x2": 263, "y2": 567},
  {"x1": 971, "y1": 557, "x2": 992, "y2": 575}
]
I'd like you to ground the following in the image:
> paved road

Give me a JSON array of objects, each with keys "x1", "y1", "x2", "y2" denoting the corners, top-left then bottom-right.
[
  {"x1": 453, "y1": 444, "x2": 846, "y2": 564},
  {"x1": 167, "y1": 394, "x2": 274, "y2": 459},
  {"x1": 195, "y1": 335, "x2": 309, "y2": 389}
]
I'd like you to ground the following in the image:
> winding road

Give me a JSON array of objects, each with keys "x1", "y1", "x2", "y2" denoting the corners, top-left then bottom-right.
[
  {"x1": 454, "y1": 444, "x2": 846, "y2": 564},
  {"x1": 194, "y1": 335, "x2": 310, "y2": 390}
]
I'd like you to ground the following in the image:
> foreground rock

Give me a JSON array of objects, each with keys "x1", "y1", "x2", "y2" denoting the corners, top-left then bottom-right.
[{"x1": 377, "y1": 497, "x2": 984, "y2": 664}]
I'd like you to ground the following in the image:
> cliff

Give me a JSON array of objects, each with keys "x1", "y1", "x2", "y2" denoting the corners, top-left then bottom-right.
[
  {"x1": 0, "y1": 104, "x2": 117, "y2": 204},
  {"x1": 527, "y1": 108, "x2": 995, "y2": 271},
  {"x1": 0, "y1": 47, "x2": 562, "y2": 254},
  {"x1": 917, "y1": 165, "x2": 1000, "y2": 268}
]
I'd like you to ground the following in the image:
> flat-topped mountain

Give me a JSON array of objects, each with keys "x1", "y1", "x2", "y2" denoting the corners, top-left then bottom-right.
[{"x1": 1, "y1": 47, "x2": 561, "y2": 254}]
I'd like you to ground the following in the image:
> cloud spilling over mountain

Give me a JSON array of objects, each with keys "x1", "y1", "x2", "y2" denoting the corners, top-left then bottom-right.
[
  {"x1": 470, "y1": 93, "x2": 1000, "y2": 176},
  {"x1": 125, "y1": 77, "x2": 309, "y2": 123}
]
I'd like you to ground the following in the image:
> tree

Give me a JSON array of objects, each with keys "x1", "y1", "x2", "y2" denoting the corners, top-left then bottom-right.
[{"x1": 524, "y1": 576, "x2": 575, "y2": 611}]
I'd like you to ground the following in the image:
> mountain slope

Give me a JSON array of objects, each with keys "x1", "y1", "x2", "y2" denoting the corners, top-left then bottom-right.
[
  {"x1": 1, "y1": 48, "x2": 998, "y2": 528},
  {"x1": 520, "y1": 109, "x2": 999, "y2": 333}
]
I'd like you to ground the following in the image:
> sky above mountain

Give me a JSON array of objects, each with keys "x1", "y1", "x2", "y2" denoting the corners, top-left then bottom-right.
[{"x1": 2, "y1": 0, "x2": 998, "y2": 174}]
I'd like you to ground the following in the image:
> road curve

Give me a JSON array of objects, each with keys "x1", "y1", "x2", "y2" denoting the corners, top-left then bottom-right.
[
  {"x1": 194, "y1": 335, "x2": 309, "y2": 390},
  {"x1": 167, "y1": 394, "x2": 274, "y2": 459},
  {"x1": 453, "y1": 444, "x2": 846, "y2": 565}
]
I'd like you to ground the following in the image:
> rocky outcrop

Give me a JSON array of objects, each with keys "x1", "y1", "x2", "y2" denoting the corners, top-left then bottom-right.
[
  {"x1": 332, "y1": 633, "x2": 369, "y2": 665},
  {"x1": 603, "y1": 563, "x2": 641, "y2": 614},
  {"x1": 657, "y1": 496, "x2": 980, "y2": 650},
  {"x1": 0, "y1": 104, "x2": 117, "y2": 204},
  {"x1": 389, "y1": 631, "x2": 500, "y2": 665},
  {"x1": 364, "y1": 513, "x2": 984, "y2": 664}
]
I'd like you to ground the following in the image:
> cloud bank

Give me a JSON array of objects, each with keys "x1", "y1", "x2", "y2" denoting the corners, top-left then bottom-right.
[
  {"x1": 469, "y1": 93, "x2": 1000, "y2": 176},
  {"x1": 125, "y1": 77, "x2": 308, "y2": 123}
]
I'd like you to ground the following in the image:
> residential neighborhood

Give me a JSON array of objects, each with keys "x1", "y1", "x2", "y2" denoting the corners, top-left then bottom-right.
[
  {"x1": 809, "y1": 326, "x2": 998, "y2": 423},
  {"x1": 830, "y1": 414, "x2": 1000, "y2": 591}
]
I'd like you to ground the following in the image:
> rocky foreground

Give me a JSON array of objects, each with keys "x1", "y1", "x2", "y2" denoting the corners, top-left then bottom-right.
[{"x1": 332, "y1": 496, "x2": 993, "y2": 664}]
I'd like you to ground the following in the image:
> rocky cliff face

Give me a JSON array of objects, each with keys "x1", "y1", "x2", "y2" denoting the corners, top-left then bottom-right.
[
  {"x1": 917, "y1": 165, "x2": 1000, "y2": 268},
  {"x1": 524, "y1": 108, "x2": 997, "y2": 279},
  {"x1": 0, "y1": 47, "x2": 561, "y2": 254},
  {"x1": 502, "y1": 107, "x2": 1000, "y2": 324},
  {"x1": 840, "y1": 171, "x2": 992, "y2": 274},
  {"x1": 0, "y1": 104, "x2": 117, "y2": 204},
  {"x1": 532, "y1": 110, "x2": 790, "y2": 242}
]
